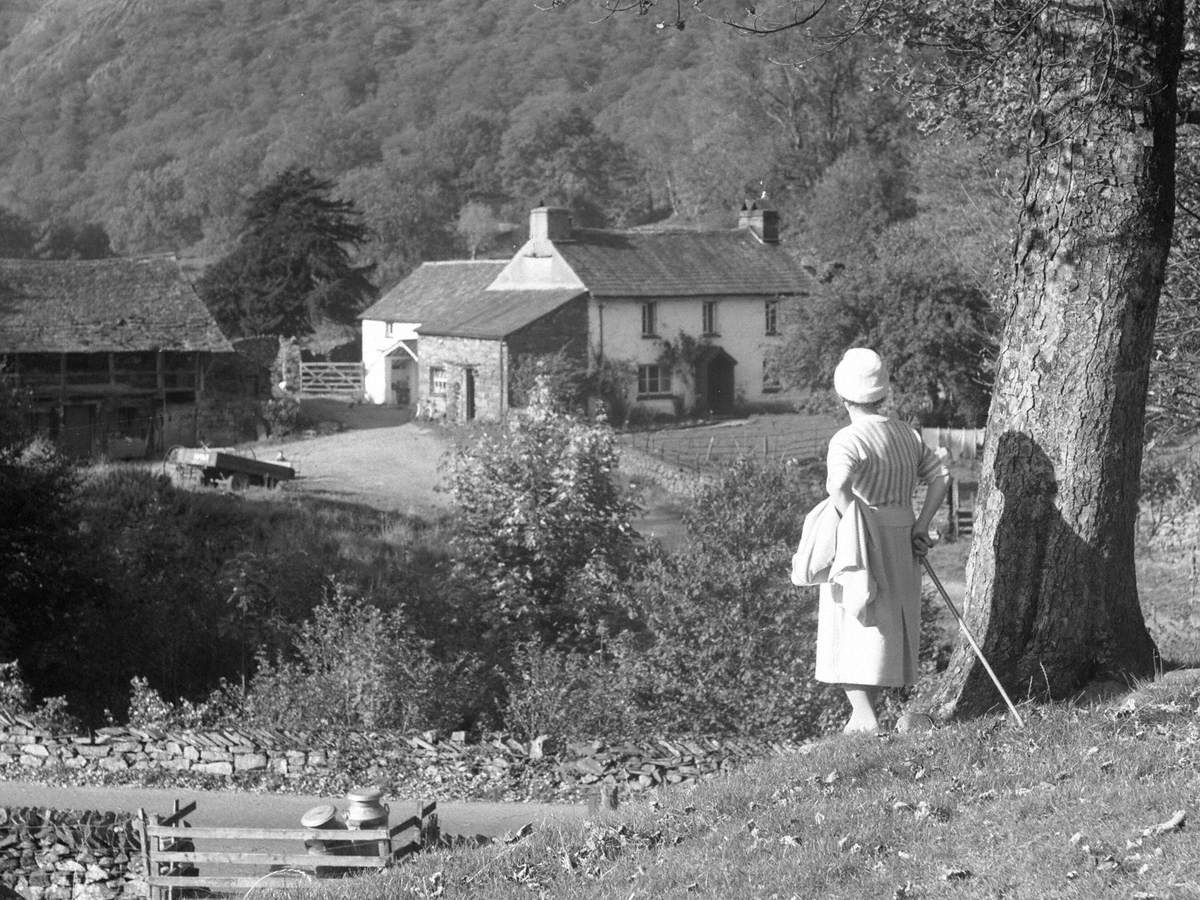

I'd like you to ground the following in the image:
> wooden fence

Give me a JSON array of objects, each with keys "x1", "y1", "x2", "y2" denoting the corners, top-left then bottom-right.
[
  {"x1": 624, "y1": 422, "x2": 989, "y2": 474},
  {"x1": 299, "y1": 362, "x2": 364, "y2": 398},
  {"x1": 620, "y1": 422, "x2": 835, "y2": 473},
  {"x1": 140, "y1": 798, "x2": 437, "y2": 898}
]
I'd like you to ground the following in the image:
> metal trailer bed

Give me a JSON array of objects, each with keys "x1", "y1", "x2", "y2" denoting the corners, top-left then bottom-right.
[{"x1": 166, "y1": 446, "x2": 296, "y2": 490}]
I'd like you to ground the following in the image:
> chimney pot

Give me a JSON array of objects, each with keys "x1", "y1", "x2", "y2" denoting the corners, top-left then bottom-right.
[
  {"x1": 529, "y1": 206, "x2": 573, "y2": 249},
  {"x1": 737, "y1": 202, "x2": 780, "y2": 243}
]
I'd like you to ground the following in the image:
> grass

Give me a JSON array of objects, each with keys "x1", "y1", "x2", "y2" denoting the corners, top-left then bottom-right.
[{"x1": 271, "y1": 674, "x2": 1200, "y2": 899}]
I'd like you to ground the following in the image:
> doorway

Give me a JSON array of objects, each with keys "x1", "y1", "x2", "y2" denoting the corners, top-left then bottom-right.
[
  {"x1": 695, "y1": 347, "x2": 737, "y2": 416},
  {"x1": 464, "y1": 368, "x2": 476, "y2": 421}
]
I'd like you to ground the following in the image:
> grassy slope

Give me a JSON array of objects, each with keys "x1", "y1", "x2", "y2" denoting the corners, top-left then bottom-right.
[{"x1": 292, "y1": 676, "x2": 1200, "y2": 899}]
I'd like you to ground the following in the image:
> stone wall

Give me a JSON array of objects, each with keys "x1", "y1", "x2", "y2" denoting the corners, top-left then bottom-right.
[
  {"x1": 618, "y1": 445, "x2": 717, "y2": 499},
  {"x1": 0, "y1": 807, "x2": 145, "y2": 900},
  {"x1": 0, "y1": 712, "x2": 793, "y2": 806}
]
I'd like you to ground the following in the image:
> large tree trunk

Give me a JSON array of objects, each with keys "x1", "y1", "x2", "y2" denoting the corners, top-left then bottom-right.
[{"x1": 934, "y1": 1, "x2": 1183, "y2": 717}]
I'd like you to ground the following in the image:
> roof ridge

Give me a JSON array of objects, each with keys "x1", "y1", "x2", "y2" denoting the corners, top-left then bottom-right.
[{"x1": 421, "y1": 259, "x2": 507, "y2": 266}]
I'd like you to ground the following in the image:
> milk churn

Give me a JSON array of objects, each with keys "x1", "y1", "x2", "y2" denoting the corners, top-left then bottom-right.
[
  {"x1": 301, "y1": 803, "x2": 348, "y2": 877},
  {"x1": 344, "y1": 787, "x2": 389, "y2": 859}
]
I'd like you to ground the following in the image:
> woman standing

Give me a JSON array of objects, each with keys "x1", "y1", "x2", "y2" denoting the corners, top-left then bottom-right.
[{"x1": 817, "y1": 348, "x2": 949, "y2": 733}]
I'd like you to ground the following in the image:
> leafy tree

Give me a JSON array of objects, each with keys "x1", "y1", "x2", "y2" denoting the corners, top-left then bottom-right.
[
  {"x1": 447, "y1": 380, "x2": 641, "y2": 647},
  {"x1": 498, "y1": 97, "x2": 651, "y2": 227},
  {"x1": 0, "y1": 207, "x2": 37, "y2": 257},
  {"x1": 196, "y1": 167, "x2": 376, "y2": 338},
  {"x1": 782, "y1": 219, "x2": 997, "y2": 426},
  {"x1": 0, "y1": 208, "x2": 112, "y2": 259},
  {"x1": 802, "y1": 145, "x2": 917, "y2": 260},
  {"x1": 456, "y1": 200, "x2": 505, "y2": 259},
  {"x1": 35, "y1": 221, "x2": 114, "y2": 259},
  {"x1": 559, "y1": 0, "x2": 1183, "y2": 716}
]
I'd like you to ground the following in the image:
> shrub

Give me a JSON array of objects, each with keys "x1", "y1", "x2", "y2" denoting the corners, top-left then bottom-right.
[
  {"x1": 501, "y1": 642, "x2": 642, "y2": 741},
  {"x1": 496, "y1": 457, "x2": 846, "y2": 742},
  {"x1": 262, "y1": 395, "x2": 303, "y2": 436},
  {"x1": 0, "y1": 661, "x2": 79, "y2": 732},
  {"x1": 447, "y1": 380, "x2": 642, "y2": 648},
  {"x1": 239, "y1": 581, "x2": 489, "y2": 733}
]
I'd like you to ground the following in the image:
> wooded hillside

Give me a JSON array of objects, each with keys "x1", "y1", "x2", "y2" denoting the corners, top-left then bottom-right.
[{"x1": 0, "y1": 0, "x2": 999, "y2": 286}]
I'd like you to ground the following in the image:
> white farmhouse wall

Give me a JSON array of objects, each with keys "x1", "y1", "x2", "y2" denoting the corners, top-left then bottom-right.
[
  {"x1": 589, "y1": 295, "x2": 790, "y2": 413},
  {"x1": 362, "y1": 317, "x2": 419, "y2": 404}
]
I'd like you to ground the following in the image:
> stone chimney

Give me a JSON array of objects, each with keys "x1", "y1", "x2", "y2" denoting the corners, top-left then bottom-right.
[
  {"x1": 529, "y1": 206, "x2": 573, "y2": 252},
  {"x1": 738, "y1": 201, "x2": 780, "y2": 244}
]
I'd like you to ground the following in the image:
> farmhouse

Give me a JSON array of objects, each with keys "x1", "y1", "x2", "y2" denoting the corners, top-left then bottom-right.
[
  {"x1": 360, "y1": 204, "x2": 816, "y2": 422},
  {"x1": 0, "y1": 255, "x2": 264, "y2": 457}
]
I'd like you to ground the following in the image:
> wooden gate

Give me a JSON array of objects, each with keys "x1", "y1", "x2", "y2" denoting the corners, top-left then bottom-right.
[{"x1": 299, "y1": 362, "x2": 364, "y2": 399}]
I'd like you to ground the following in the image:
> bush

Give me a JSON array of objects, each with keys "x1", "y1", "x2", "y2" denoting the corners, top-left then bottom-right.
[
  {"x1": 495, "y1": 458, "x2": 846, "y2": 742},
  {"x1": 262, "y1": 395, "x2": 303, "y2": 436},
  {"x1": 501, "y1": 642, "x2": 642, "y2": 741},
  {"x1": 0, "y1": 661, "x2": 79, "y2": 732},
  {"x1": 239, "y1": 581, "x2": 491, "y2": 733},
  {"x1": 447, "y1": 380, "x2": 641, "y2": 648}
]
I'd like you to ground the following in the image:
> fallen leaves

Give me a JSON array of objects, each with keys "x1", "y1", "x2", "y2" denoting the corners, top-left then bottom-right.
[{"x1": 1142, "y1": 809, "x2": 1186, "y2": 838}]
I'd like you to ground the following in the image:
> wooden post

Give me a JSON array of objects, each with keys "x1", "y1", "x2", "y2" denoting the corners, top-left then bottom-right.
[
  {"x1": 600, "y1": 783, "x2": 619, "y2": 811},
  {"x1": 136, "y1": 808, "x2": 155, "y2": 900},
  {"x1": 947, "y1": 476, "x2": 959, "y2": 541}
]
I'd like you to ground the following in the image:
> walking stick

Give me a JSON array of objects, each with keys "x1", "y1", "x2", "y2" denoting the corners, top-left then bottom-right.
[{"x1": 921, "y1": 557, "x2": 1025, "y2": 728}]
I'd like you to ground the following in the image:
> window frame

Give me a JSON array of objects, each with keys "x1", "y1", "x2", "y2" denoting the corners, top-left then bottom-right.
[
  {"x1": 764, "y1": 299, "x2": 780, "y2": 336},
  {"x1": 637, "y1": 364, "x2": 673, "y2": 397},
  {"x1": 641, "y1": 301, "x2": 658, "y2": 337},
  {"x1": 702, "y1": 300, "x2": 718, "y2": 337},
  {"x1": 429, "y1": 366, "x2": 447, "y2": 397},
  {"x1": 762, "y1": 360, "x2": 782, "y2": 394}
]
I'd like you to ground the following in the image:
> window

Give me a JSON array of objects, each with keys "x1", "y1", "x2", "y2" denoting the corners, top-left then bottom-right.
[
  {"x1": 637, "y1": 364, "x2": 672, "y2": 397},
  {"x1": 702, "y1": 301, "x2": 718, "y2": 336},
  {"x1": 385, "y1": 321, "x2": 397, "y2": 338},
  {"x1": 429, "y1": 366, "x2": 447, "y2": 396},
  {"x1": 765, "y1": 300, "x2": 780, "y2": 335},
  {"x1": 762, "y1": 361, "x2": 782, "y2": 394},
  {"x1": 641, "y1": 301, "x2": 657, "y2": 337}
]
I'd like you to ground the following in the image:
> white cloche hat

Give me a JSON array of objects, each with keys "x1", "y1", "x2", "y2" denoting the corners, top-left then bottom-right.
[{"x1": 833, "y1": 347, "x2": 889, "y2": 404}]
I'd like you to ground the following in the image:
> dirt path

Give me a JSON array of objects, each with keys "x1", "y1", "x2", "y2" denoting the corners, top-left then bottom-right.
[
  {"x1": 253, "y1": 401, "x2": 454, "y2": 516},
  {"x1": 0, "y1": 781, "x2": 586, "y2": 840}
]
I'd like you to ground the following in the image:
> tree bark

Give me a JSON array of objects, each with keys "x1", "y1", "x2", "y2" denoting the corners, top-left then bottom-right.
[{"x1": 935, "y1": 1, "x2": 1183, "y2": 717}]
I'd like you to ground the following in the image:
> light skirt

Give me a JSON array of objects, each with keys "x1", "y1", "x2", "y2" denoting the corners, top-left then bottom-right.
[{"x1": 814, "y1": 504, "x2": 921, "y2": 687}]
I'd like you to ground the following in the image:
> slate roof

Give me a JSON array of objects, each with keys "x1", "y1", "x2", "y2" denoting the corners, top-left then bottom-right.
[
  {"x1": 362, "y1": 227, "x2": 813, "y2": 342},
  {"x1": 359, "y1": 260, "x2": 507, "y2": 323},
  {"x1": 419, "y1": 289, "x2": 586, "y2": 340},
  {"x1": 557, "y1": 229, "x2": 815, "y2": 298},
  {"x1": 0, "y1": 256, "x2": 233, "y2": 354}
]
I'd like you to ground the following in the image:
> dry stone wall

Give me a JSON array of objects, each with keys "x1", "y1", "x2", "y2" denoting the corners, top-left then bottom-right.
[
  {"x1": 0, "y1": 712, "x2": 795, "y2": 804},
  {"x1": 618, "y1": 445, "x2": 717, "y2": 498},
  {"x1": 0, "y1": 806, "x2": 145, "y2": 900}
]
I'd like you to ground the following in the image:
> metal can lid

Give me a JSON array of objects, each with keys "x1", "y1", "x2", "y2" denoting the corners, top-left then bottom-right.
[
  {"x1": 345, "y1": 787, "x2": 382, "y2": 804},
  {"x1": 300, "y1": 804, "x2": 339, "y2": 828}
]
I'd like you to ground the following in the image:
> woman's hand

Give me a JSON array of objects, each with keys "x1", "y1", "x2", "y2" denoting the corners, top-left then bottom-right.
[{"x1": 911, "y1": 525, "x2": 936, "y2": 557}]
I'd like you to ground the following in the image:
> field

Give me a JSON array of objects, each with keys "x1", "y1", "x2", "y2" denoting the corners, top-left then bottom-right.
[
  {"x1": 242, "y1": 405, "x2": 1198, "y2": 668},
  {"x1": 618, "y1": 412, "x2": 845, "y2": 471}
]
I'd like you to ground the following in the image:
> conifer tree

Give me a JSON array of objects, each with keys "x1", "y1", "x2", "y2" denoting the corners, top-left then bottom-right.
[{"x1": 198, "y1": 167, "x2": 376, "y2": 338}]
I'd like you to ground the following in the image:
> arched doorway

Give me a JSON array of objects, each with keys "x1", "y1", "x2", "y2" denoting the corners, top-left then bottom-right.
[{"x1": 694, "y1": 346, "x2": 737, "y2": 416}]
